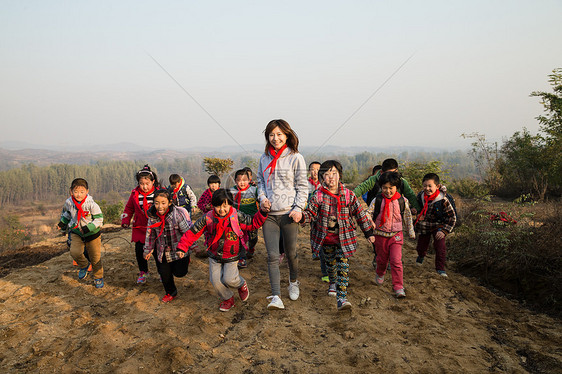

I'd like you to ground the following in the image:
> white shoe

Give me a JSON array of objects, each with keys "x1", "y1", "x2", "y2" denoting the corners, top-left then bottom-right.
[
  {"x1": 327, "y1": 283, "x2": 337, "y2": 297},
  {"x1": 288, "y1": 280, "x2": 300, "y2": 301},
  {"x1": 266, "y1": 295, "x2": 285, "y2": 310}
]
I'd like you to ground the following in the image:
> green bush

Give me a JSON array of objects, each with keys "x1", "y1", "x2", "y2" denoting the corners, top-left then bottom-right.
[
  {"x1": 448, "y1": 177, "x2": 490, "y2": 198},
  {"x1": 99, "y1": 200, "x2": 124, "y2": 225},
  {"x1": 0, "y1": 215, "x2": 31, "y2": 251}
]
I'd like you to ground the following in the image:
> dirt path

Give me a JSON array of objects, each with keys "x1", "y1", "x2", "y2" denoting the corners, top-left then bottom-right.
[{"x1": 0, "y1": 227, "x2": 560, "y2": 373}]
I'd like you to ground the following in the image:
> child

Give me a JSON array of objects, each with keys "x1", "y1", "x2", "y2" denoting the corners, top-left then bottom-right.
[
  {"x1": 369, "y1": 171, "x2": 416, "y2": 298},
  {"x1": 177, "y1": 189, "x2": 268, "y2": 311},
  {"x1": 121, "y1": 165, "x2": 161, "y2": 284},
  {"x1": 243, "y1": 167, "x2": 257, "y2": 187},
  {"x1": 58, "y1": 178, "x2": 104, "y2": 288},
  {"x1": 301, "y1": 160, "x2": 375, "y2": 311},
  {"x1": 197, "y1": 175, "x2": 221, "y2": 213},
  {"x1": 168, "y1": 173, "x2": 197, "y2": 215},
  {"x1": 230, "y1": 169, "x2": 259, "y2": 268},
  {"x1": 414, "y1": 173, "x2": 457, "y2": 277},
  {"x1": 307, "y1": 161, "x2": 329, "y2": 282},
  {"x1": 143, "y1": 189, "x2": 192, "y2": 302},
  {"x1": 362, "y1": 164, "x2": 383, "y2": 206}
]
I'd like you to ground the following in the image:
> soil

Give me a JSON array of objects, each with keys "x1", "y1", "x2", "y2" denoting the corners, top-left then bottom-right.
[{"x1": 0, "y1": 225, "x2": 561, "y2": 373}]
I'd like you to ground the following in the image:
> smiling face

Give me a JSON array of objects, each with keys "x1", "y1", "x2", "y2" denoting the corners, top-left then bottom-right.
[
  {"x1": 422, "y1": 178, "x2": 440, "y2": 196},
  {"x1": 71, "y1": 186, "x2": 88, "y2": 202},
  {"x1": 268, "y1": 126, "x2": 287, "y2": 151},
  {"x1": 138, "y1": 176, "x2": 154, "y2": 193},
  {"x1": 214, "y1": 201, "x2": 231, "y2": 217},
  {"x1": 235, "y1": 174, "x2": 249, "y2": 190},
  {"x1": 153, "y1": 194, "x2": 170, "y2": 215},
  {"x1": 208, "y1": 182, "x2": 220, "y2": 192},
  {"x1": 309, "y1": 164, "x2": 320, "y2": 181},
  {"x1": 322, "y1": 166, "x2": 340, "y2": 190},
  {"x1": 381, "y1": 182, "x2": 398, "y2": 199}
]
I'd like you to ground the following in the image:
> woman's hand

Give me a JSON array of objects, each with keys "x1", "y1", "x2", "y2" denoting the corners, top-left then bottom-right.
[
  {"x1": 289, "y1": 210, "x2": 302, "y2": 223},
  {"x1": 260, "y1": 198, "x2": 272, "y2": 212}
]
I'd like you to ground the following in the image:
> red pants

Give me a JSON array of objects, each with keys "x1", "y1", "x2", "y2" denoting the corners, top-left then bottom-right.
[
  {"x1": 374, "y1": 233, "x2": 403, "y2": 291},
  {"x1": 416, "y1": 233, "x2": 447, "y2": 271}
]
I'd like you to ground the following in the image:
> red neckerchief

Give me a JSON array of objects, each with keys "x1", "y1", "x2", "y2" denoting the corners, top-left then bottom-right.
[
  {"x1": 415, "y1": 190, "x2": 440, "y2": 224},
  {"x1": 72, "y1": 196, "x2": 86, "y2": 229},
  {"x1": 263, "y1": 144, "x2": 287, "y2": 182},
  {"x1": 234, "y1": 185, "x2": 250, "y2": 210},
  {"x1": 381, "y1": 192, "x2": 402, "y2": 226},
  {"x1": 138, "y1": 186, "x2": 155, "y2": 217},
  {"x1": 320, "y1": 185, "x2": 342, "y2": 217},
  {"x1": 147, "y1": 209, "x2": 168, "y2": 239},
  {"x1": 172, "y1": 178, "x2": 184, "y2": 201},
  {"x1": 211, "y1": 207, "x2": 232, "y2": 246},
  {"x1": 308, "y1": 177, "x2": 320, "y2": 189}
]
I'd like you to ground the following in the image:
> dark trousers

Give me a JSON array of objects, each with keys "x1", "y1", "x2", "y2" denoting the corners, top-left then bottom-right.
[
  {"x1": 416, "y1": 233, "x2": 447, "y2": 271},
  {"x1": 156, "y1": 255, "x2": 190, "y2": 296},
  {"x1": 135, "y1": 241, "x2": 159, "y2": 272}
]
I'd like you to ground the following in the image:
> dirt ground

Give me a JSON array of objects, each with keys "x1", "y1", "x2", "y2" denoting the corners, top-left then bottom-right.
[{"x1": 0, "y1": 224, "x2": 561, "y2": 373}]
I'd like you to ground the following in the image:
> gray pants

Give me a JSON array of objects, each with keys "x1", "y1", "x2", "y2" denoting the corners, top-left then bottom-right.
[
  {"x1": 208, "y1": 258, "x2": 245, "y2": 301},
  {"x1": 262, "y1": 214, "x2": 299, "y2": 296}
]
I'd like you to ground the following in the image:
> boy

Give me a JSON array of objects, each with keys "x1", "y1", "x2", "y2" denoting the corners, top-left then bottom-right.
[
  {"x1": 168, "y1": 173, "x2": 198, "y2": 215},
  {"x1": 197, "y1": 175, "x2": 221, "y2": 213},
  {"x1": 414, "y1": 173, "x2": 457, "y2": 277},
  {"x1": 307, "y1": 161, "x2": 321, "y2": 199},
  {"x1": 230, "y1": 169, "x2": 259, "y2": 268},
  {"x1": 369, "y1": 172, "x2": 415, "y2": 298},
  {"x1": 58, "y1": 178, "x2": 104, "y2": 288}
]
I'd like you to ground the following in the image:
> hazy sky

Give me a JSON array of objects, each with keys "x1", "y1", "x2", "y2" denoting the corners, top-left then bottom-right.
[{"x1": 1, "y1": 1, "x2": 561, "y2": 151}]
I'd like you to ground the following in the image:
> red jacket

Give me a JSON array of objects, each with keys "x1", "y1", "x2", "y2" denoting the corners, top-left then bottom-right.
[
  {"x1": 177, "y1": 207, "x2": 267, "y2": 262},
  {"x1": 121, "y1": 187, "x2": 159, "y2": 243}
]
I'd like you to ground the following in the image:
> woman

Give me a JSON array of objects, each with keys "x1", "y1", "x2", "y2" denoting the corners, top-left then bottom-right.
[{"x1": 257, "y1": 119, "x2": 308, "y2": 310}]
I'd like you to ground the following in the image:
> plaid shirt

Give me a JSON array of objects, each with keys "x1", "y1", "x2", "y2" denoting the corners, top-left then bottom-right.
[
  {"x1": 301, "y1": 183, "x2": 374, "y2": 258},
  {"x1": 144, "y1": 205, "x2": 192, "y2": 262},
  {"x1": 197, "y1": 188, "x2": 213, "y2": 213},
  {"x1": 415, "y1": 191, "x2": 456, "y2": 234}
]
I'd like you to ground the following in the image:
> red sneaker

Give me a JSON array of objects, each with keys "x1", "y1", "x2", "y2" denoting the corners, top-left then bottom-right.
[
  {"x1": 219, "y1": 297, "x2": 235, "y2": 312},
  {"x1": 162, "y1": 293, "x2": 176, "y2": 303},
  {"x1": 238, "y1": 281, "x2": 249, "y2": 302}
]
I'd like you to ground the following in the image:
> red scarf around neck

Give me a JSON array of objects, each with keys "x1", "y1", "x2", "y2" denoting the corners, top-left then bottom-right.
[
  {"x1": 415, "y1": 190, "x2": 440, "y2": 224},
  {"x1": 320, "y1": 185, "x2": 343, "y2": 217},
  {"x1": 380, "y1": 192, "x2": 402, "y2": 226},
  {"x1": 147, "y1": 209, "x2": 168, "y2": 239},
  {"x1": 172, "y1": 178, "x2": 185, "y2": 201},
  {"x1": 72, "y1": 196, "x2": 87, "y2": 229},
  {"x1": 138, "y1": 186, "x2": 155, "y2": 217},
  {"x1": 210, "y1": 207, "x2": 233, "y2": 246},
  {"x1": 308, "y1": 177, "x2": 320, "y2": 189},
  {"x1": 263, "y1": 144, "x2": 287, "y2": 182},
  {"x1": 234, "y1": 185, "x2": 250, "y2": 210}
]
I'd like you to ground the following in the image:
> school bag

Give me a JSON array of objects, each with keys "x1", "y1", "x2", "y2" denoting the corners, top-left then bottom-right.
[
  {"x1": 371, "y1": 194, "x2": 406, "y2": 221},
  {"x1": 416, "y1": 191, "x2": 459, "y2": 227},
  {"x1": 204, "y1": 210, "x2": 248, "y2": 250},
  {"x1": 366, "y1": 179, "x2": 405, "y2": 206},
  {"x1": 315, "y1": 187, "x2": 353, "y2": 209}
]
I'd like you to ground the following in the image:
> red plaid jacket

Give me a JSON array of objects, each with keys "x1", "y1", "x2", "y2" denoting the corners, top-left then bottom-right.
[
  {"x1": 143, "y1": 205, "x2": 192, "y2": 263},
  {"x1": 301, "y1": 183, "x2": 374, "y2": 258}
]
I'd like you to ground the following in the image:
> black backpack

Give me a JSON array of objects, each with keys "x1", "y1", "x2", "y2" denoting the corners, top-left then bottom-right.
[
  {"x1": 366, "y1": 179, "x2": 405, "y2": 206},
  {"x1": 372, "y1": 194, "x2": 406, "y2": 221}
]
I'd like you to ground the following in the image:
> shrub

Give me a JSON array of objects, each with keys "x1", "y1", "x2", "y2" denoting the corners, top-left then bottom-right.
[
  {"x1": 0, "y1": 215, "x2": 31, "y2": 251},
  {"x1": 99, "y1": 200, "x2": 124, "y2": 225},
  {"x1": 448, "y1": 177, "x2": 490, "y2": 198}
]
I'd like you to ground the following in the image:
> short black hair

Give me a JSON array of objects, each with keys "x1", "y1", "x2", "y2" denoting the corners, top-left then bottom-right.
[
  {"x1": 308, "y1": 161, "x2": 321, "y2": 170},
  {"x1": 381, "y1": 158, "x2": 399, "y2": 172},
  {"x1": 318, "y1": 160, "x2": 343, "y2": 181},
  {"x1": 234, "y1": 169, "x2": 249, "y2": 180},
  {"x1": 154, "y1": 188, "x2": 172, "y2": 201},
  {"x1": 372, "y1": 165, "x2": 382, "y2": 175},
  {"x1": 169, "y1": 174, "x2": 182, "y2": 184},
  {"x1": 71, "y1": 178, "x2": 88, "y2": 190},
  {"x1": 242, "y1": 166, "x2": 253, "y2": 175},
  {"x1": 378, "y1": 171, "x2": 402, "y2": 188},
  {"x1": 211, "y1": 188, "x2": 233, "y2": 207},
  {"x1": 207, "y1": 175, "x2": 221, "y2": 185},
  {"x1": 422, "y1": 173, "x2": 440, "y2": 185}
]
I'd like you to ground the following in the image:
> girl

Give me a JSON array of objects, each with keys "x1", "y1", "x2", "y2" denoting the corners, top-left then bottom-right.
[
  {"x1": 369, "y1": 171, "x2": 416, "y2": 298},
  {"x1": 301, "y1": 160, "x2": 375, "y2": 310},
  {"x1": 177, "y1": 189, "x2": 268, "y2": 311},
  {"x1": 257, "y1": 119, "x2": 308, "y2": 310},
  {"x1": 143, "y1": 189, "x2": 192, "y2": 302},
  {"x1": 121, "y1": 165, "x2": 161, "y2": 284}
]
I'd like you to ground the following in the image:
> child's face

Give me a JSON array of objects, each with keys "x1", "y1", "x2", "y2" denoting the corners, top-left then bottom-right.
[
  {"x1": 214, "y1": 201, "x2": 231, "y2": 217},
  {"x1": 309, "y1": 164, "x2": 320, "y2": 180},
  {"x1": 322, "y1": 166, "x2": 340, "y2": 189},
  {"x1": 139, "y1": 177, "x2": 154, "y2": 193},
  {"x1": 268, "y1": 126, "x2": 287, "y2": 151},
  {"x1": 381, "y1": 182, "x2": 398, "y2": 199},
  {"x1": 208, "y1": 182, "x2": 220, "y2": 192},
  {"x1": 171, "y1": 182, "x2": 180, "y2": 190},
  {"x1": 71, "y1": 186, "x2": 88, "y2": 202},
  {"x1": 422, "y1": 179, "x2": 440, "y2": 196},
  {"x1": 235, "y1": 175, "x2": 249, "y2": 190},
  {"x1": 153, "y1": 195, "x2": 171, "y2": 215}
]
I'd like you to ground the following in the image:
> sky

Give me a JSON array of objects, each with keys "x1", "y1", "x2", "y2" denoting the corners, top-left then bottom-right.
[{"x1": 1, "y1": 0, "x2": 561, "y2": 152}]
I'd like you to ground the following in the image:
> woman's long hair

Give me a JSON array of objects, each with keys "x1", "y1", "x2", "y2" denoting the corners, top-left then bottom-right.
[{"x1": 263, "y1": 119, "x2": 299, "y2": 154}]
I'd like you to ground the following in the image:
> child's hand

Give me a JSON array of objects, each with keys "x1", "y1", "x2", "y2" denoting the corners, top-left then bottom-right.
[
  {"x1": 367, "y1": 236, "x2": 376, "y2": 244},
  {"x1": 435, "y1": 231, "x2": 445, "y2": 240},
  {"x1": 205, "y1": 204, "x2": 212, "y2": 211},
  {"x1": 260, "y1": 198, "x2": 271, "y2": 212},
  {"x1": 144, "y1": 251, "x2": 153, "y2": 260},
  {"x1": 121, "y1": 223, "x2": 129, "y2": 229},
  {"x1": 289, "y1": 210, "x2": 302, "y2": 223},
  {"x1": 411, "y1": 208, "x2": 418, "y2": 215},
  {"x1": 177, "y1": 250, "x2": 185, "y2": 259}
]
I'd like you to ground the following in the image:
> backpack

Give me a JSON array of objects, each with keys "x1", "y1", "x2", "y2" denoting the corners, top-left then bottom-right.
[
  {"x1": 204, "y1": 210, "x2": 247, "y2": 249},
  {"x1": 315, "y1": 188, "x2": 353, "y2": 208},
  {"x1": 366, "y1": 179, "x2": 405, "y2": 206},
  {"x1": 372, "y1": 194, "x2": 406, "y2": 221},
  {"x1": 416, "y1": 192, "x2": 459, "y2": 227}
]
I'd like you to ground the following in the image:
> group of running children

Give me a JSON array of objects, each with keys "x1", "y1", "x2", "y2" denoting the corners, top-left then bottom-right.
[{"x1": 58, "y1": 158, "x2": 457, "y2": 312}]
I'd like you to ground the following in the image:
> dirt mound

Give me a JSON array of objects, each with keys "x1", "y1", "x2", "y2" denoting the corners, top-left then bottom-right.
[{"x1": 0, "y1": 228, "x2": 560, "y2": 373}]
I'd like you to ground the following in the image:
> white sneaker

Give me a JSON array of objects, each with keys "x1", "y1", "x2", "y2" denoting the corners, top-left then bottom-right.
[
  {"x1": 288, "y1": 280, "x2": 300, "y2": 301},
  {"x1": 327, "y1": 283, "x2": 337, "y2": 297},
  {"x1": 266, "y1": 295, "x2": 285, "y2": 310}
]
